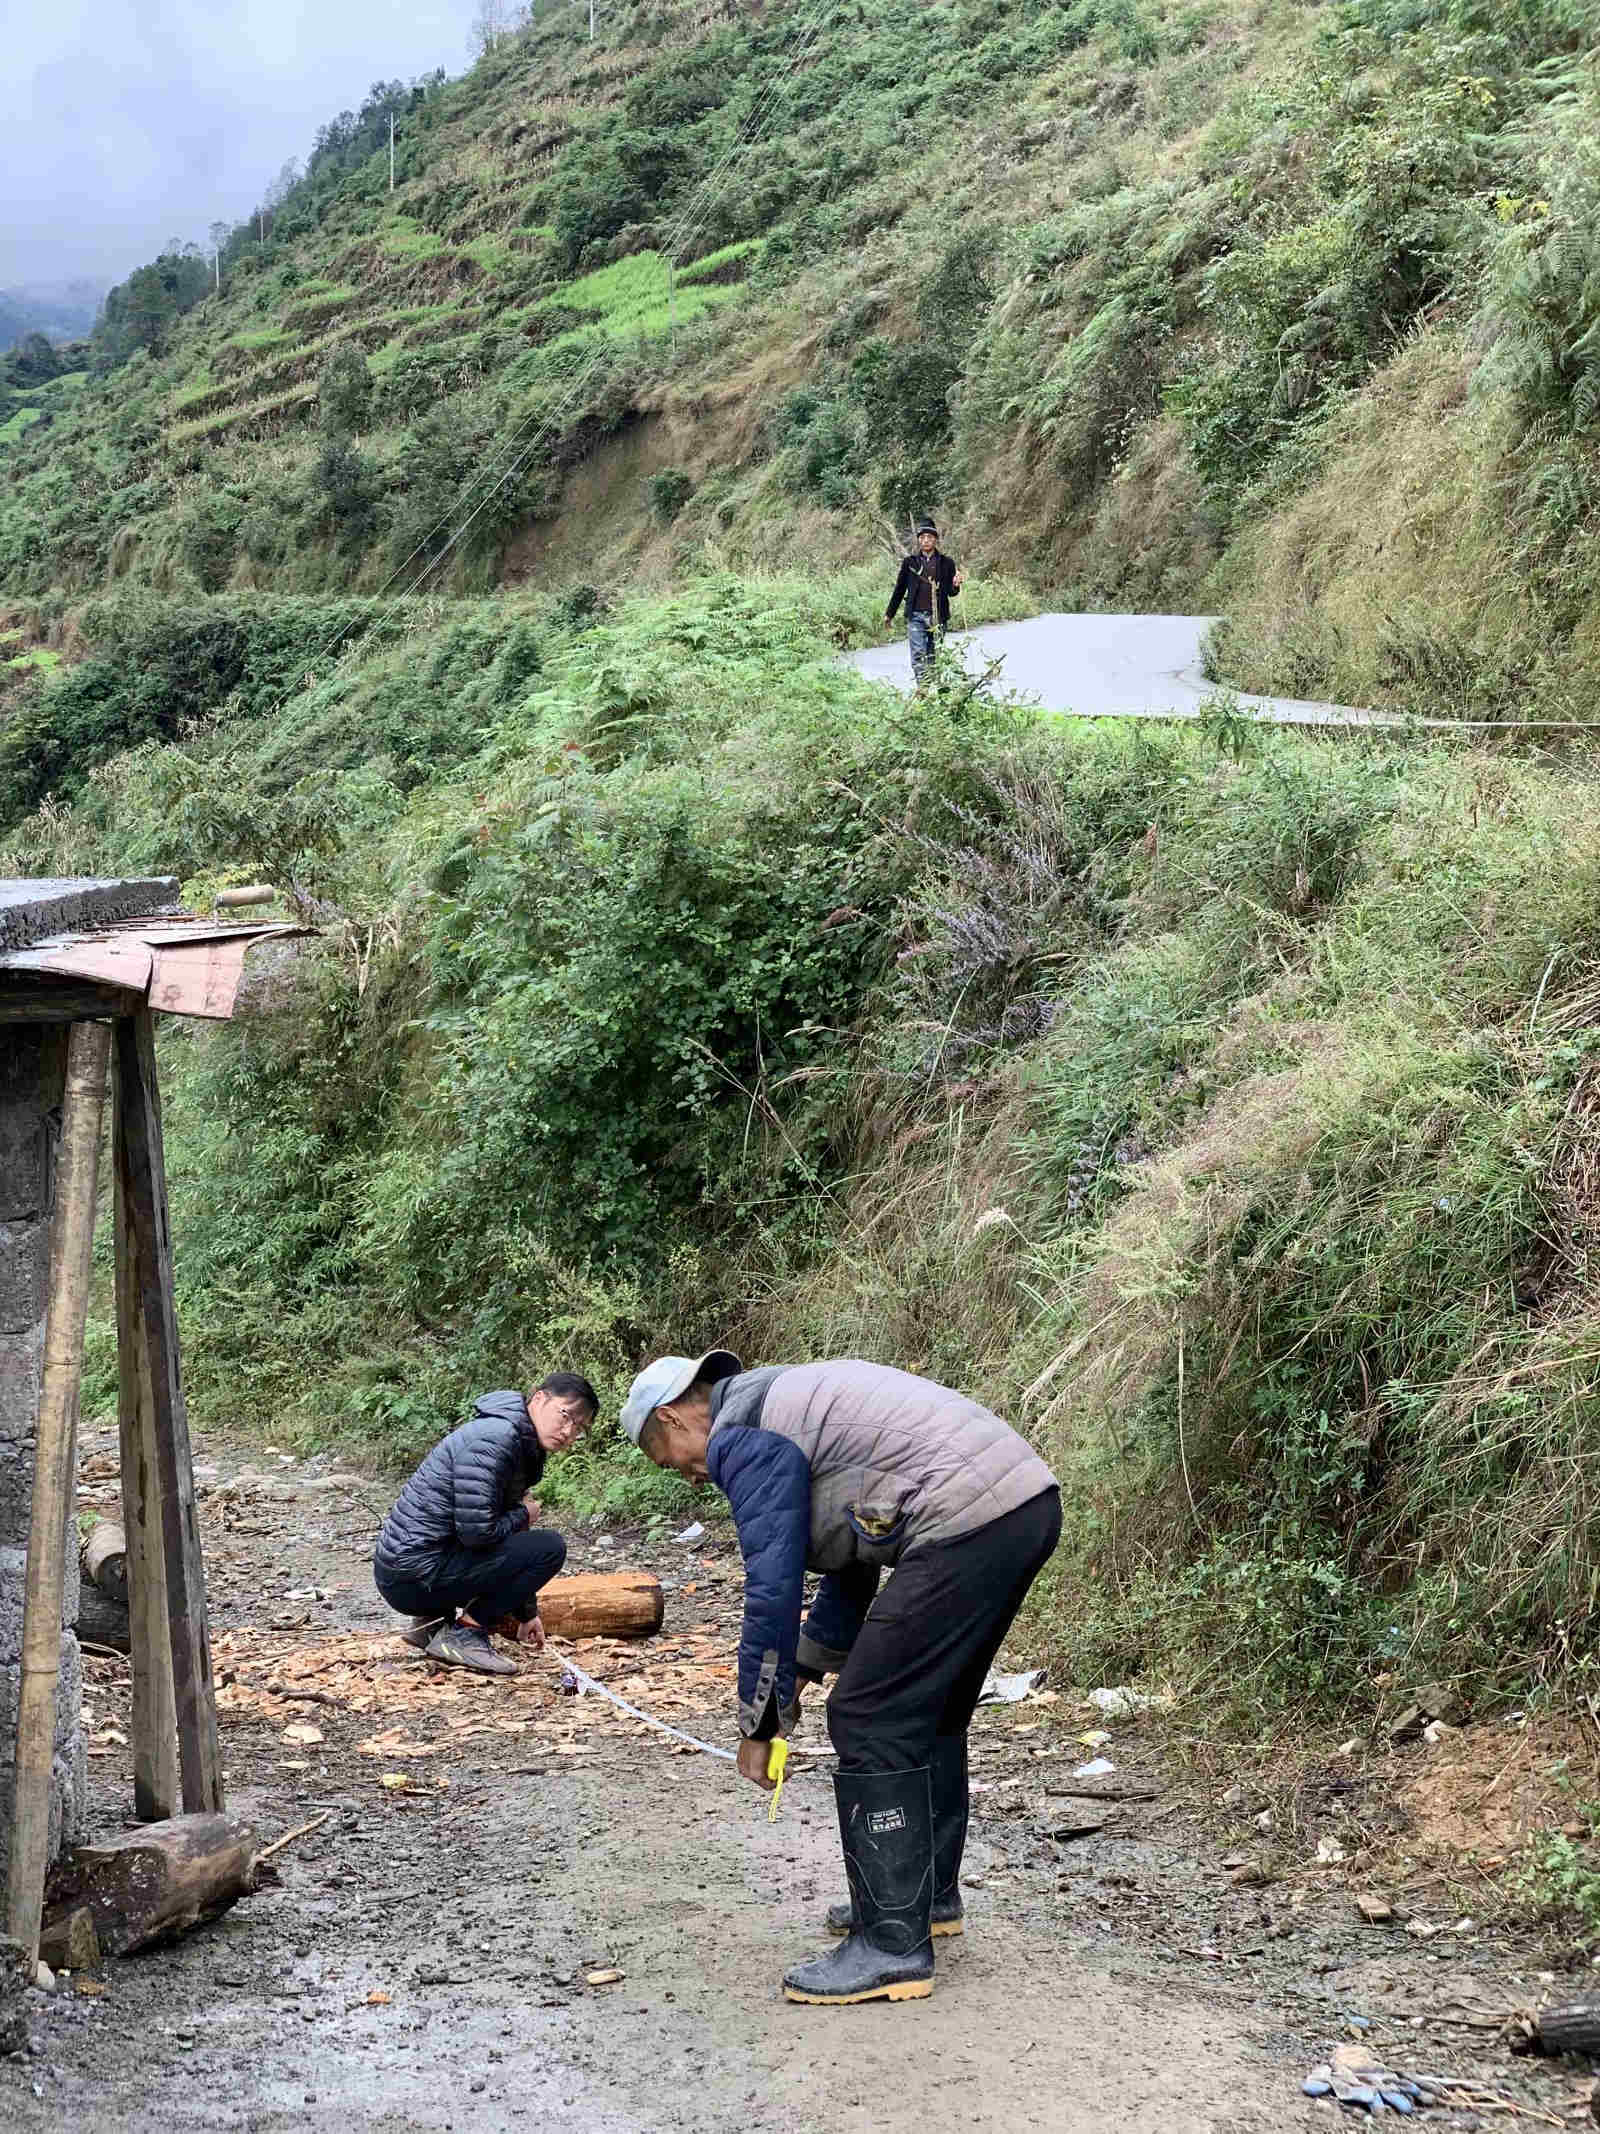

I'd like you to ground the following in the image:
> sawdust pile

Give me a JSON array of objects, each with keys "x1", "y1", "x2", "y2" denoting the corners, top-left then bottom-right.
[{"x1": 212, "y1": 1625, "x2": 737, "y2": 1762}]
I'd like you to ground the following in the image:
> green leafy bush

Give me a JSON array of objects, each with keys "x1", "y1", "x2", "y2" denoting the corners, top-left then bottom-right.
[{"x1": 647, "y1": 467, "x2": 693, "y2": 523}]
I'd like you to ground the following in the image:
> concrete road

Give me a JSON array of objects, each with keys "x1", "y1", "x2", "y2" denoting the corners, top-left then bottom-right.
[{"x1": 848, "y1": 613, "x2": 1381, "y2": 727}]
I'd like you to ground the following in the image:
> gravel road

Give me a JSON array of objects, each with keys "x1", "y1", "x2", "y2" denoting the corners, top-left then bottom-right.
[{"x1": 2, "y1": 1419, "x2": 1579, "y2": 2134}]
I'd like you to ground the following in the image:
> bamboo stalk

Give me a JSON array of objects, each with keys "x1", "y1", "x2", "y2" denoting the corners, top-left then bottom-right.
[{"x1": 5, "y1": 1017, "x2": 111, "y2": 1963}]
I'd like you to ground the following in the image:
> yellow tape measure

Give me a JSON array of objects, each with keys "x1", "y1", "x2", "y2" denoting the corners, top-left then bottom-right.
[{"x1": 766, "y1": 1737, "x2": 789, "y2": 1822}]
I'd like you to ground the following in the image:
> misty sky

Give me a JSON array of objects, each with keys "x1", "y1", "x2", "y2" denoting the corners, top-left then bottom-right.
[{"x1": 4, "y1": 0, "x2": 486, "y2": 294}]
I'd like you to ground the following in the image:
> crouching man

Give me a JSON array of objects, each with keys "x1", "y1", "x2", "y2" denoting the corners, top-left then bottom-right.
[
  {"x1": 373, "y1": 1373, "x2": 598, "y2": 1676},
  {"x1": 620, "y1": 1349, "x2": 1059, "y2": 2006}
]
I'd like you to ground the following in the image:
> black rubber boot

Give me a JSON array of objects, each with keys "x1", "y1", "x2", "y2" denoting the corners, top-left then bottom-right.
[
  {"x1": 826, "y1": 1733, "x2": 967, "y2": 1939},
  {"x1": 783, "y1": 1768, "x2": 934, "y2": 2005}
]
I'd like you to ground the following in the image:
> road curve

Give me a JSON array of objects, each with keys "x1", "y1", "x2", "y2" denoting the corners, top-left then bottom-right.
[{"x1": 847, "y1": 613, "x2": 1381, "y2": 727}]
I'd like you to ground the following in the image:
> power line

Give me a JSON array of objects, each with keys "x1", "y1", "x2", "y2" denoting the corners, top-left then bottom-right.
[
  {"x1": 382, "y1": 0, "x2": 841, "y2": 594},
  {"x1": 269, "y1": 0, "x2": 842, "y2": 710}
]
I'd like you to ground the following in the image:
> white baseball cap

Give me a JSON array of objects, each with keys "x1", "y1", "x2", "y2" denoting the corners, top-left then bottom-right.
[{"x1": 618, "y1": 1349, "x2": 741, "y2": 1445}]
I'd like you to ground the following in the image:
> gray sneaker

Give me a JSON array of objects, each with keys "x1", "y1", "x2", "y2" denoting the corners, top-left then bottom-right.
[
  {"x1": 398, "y1": 1613, "x2": 450, "y2": 1651},
  {"x1": 424, "y1": 1621, "x2": 516, "y2": 1676}
]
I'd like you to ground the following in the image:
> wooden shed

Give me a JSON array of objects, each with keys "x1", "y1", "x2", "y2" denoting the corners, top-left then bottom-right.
[{"x1": 0, "y1": 876, "x2": 300, "y2": 1965}]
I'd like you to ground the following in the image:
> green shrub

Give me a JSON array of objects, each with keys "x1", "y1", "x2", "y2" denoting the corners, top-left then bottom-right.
[{"x1": 647, "y1": 467, "x2": 693, "y2": 523}]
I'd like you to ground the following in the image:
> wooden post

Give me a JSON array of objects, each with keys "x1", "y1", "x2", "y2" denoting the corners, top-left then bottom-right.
[
  {"x1": 113, "y1": 1012, "x2": 223, "y2": 1815},
  {"x1": 114, "y1": 1053, "x2": 178, "y2": 1820},
  {"x1": 4, "y1": 1017, "x2": 110, "y2": 1963}
]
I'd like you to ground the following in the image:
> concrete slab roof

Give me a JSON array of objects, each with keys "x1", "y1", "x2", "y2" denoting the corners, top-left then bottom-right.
[{"x1": 0, "y1": 877, "x2": 179, "y2": 953}]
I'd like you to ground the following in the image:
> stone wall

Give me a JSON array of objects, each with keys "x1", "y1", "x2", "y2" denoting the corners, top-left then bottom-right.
[{"x1": 0, "y1": 1028, "x2": 85, "y2": 1890}]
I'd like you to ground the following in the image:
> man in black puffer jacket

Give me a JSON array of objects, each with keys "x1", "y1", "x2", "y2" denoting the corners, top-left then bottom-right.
[{"x1": 373, "y1": 1372, "x2": 598, "y2": 1675}]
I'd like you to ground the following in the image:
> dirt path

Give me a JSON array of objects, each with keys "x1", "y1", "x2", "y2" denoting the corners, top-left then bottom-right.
[{"x1": 4, "y1": 1420, "x2": 1589, "y2": 2132}]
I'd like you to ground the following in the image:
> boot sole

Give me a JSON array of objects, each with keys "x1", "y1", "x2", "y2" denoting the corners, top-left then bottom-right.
[
  {"x1": 826, "y1": 1918, "x2": 963, "y2": 1939},
  {"x1": 783, "y1": 1979, "x2": 933, "y2": 2005}
]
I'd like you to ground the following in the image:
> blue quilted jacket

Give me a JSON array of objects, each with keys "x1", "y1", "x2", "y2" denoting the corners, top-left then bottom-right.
[{"x1": 373, "y1": 1392, "x2": 545, "y2": 1576}]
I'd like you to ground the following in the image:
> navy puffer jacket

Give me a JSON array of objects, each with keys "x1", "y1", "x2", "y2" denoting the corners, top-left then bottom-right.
[{"x1": 374, "y1": 1392, "x2": 545, "y2": 1576}]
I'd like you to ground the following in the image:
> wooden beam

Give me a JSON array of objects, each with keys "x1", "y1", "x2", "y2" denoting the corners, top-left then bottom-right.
[
  {"x1": 113, "y1": 1071, "x2": 178, "y2": 1820},
  {"x1": 112, "y1": 1011, "x2": 223, "y2": 1815},
  {"x1": 4, "y1": 1017, "x2": 110, "y2": 1964},
  {"x1": 0, "y1": 983, "x2": 142, "y2": 1024}
]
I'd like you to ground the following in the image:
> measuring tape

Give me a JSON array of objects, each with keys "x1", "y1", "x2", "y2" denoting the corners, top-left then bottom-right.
[{"x1": 559, "y1": 1657, "x2": 792, "y2": 1816}]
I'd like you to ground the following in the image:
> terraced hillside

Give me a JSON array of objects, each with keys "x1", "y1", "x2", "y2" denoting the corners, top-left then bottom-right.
[{"x1": 2, "y1": 0, "x2": 1596, "y2": 726}]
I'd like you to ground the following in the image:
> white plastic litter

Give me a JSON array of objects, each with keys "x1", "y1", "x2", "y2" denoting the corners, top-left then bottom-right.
[
  {"x1": 1086, "y1": 1686, "x2": 1156, "y2": 1720},
  {"x1": 673, "y1": 1521, "x2": 706, "y2": 1545},
  {"x1": 977, "y1": 1668, "x2": 1046, "y2": 1706},
  {"x1": 1072, "y1": 1756, "x2": 1117, "y2": 1780}
]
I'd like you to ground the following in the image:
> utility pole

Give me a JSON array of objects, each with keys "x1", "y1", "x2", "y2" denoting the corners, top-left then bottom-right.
[
  {"x1": 590, "y1": 0, "x2": 595, "y2": 39},
  {"x1": 212, "y1": 248, "x2": 220, "y2": 293},
  {"x1": 389, "y1": 114, "x2": 396, "y2": 193},
  {"x1": 668, "y1": 257, "x2": 676, "y2": 352},
  {"x1": 257, "y1": 208, "x2": 265, "y2": 245}
]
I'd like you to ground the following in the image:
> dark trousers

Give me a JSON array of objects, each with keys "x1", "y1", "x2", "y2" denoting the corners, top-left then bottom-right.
[
  {"x1": 374, "y1": 1527, "x2": 567, "y2": 1624},
  {"x1": 826, "y1": 1488, "x2": 1061, "y2": 1774}
]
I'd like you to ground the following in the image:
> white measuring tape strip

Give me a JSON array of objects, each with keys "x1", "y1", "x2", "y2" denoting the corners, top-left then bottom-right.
[{"x1": 559, "y1": 1656, "x2": 736, "y2": 1760}]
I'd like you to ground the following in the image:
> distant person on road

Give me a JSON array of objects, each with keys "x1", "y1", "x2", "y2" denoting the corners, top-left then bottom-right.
[
  {"x1": 620, "y1": 1348, "x2": 1060, "y2": 2007},
  {"x1": 372, "y1": 1373, "x2": 598, "y2": 1676},
  {"x1": 885, "y1": 517, "x2": 962, "y2": 686}
]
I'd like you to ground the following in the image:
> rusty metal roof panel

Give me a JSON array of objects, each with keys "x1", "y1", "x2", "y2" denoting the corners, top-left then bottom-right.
[{"x1": 0, "y1": 918, "x2": 309, "y2": 1021}]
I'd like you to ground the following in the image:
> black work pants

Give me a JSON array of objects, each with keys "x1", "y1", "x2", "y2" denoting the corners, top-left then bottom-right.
[
  {"x1": 825, "y1": 1488, "x2": 1061, "y2": 1775},
  {"x1": 374, "y1": 1527, "x2": 567, "y2": 1624}
]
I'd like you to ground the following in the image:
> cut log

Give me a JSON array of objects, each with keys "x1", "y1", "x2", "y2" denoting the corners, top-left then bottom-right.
[
  {"x1": 77, "y1": 1580, "x2": 132, "y2": 1655},
  {"x1": 538, "y1": 1572, "x2": 664, "y2": 1641},
  {"x1": 81, "y1": 1520, "x2": 129, "y2": 1601},
  {"x1": 42, "y1": 1814, "x2": 260, "y2": 1959},
  {"x1": 1535, "y1": 1998, "x2": 1600, "y2": 2058}
]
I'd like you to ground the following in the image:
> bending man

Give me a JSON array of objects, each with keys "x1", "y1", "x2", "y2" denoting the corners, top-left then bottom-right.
[
  {"x1": 373, "y1": 1373, "x2": 598, "y2": 1675},
  {"x1": 621, "y1": 1349, "x2": 1059, "y2": 2006}
]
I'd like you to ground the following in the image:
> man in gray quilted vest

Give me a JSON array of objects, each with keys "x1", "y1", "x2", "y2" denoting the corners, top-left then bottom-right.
[{"x1": 621, "y1": 1349, "x2": 1060, "y2": 2006}]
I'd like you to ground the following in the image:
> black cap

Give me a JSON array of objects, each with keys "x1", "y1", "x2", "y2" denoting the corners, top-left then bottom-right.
[{"x1": 915, "y1": 517, "x2": 938, "y2": 536}]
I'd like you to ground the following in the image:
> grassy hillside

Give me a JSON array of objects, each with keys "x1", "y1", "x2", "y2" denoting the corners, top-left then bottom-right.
[
  {"x1": 3, "y1": 0, "x2": 1597, "y2": 720},
  {"x1": 9, "y1": 573, "x2": 1600, "y2": 1727},
  {"x1": 6, "y1": 0, "x2": 1600, "y2": 1734}
]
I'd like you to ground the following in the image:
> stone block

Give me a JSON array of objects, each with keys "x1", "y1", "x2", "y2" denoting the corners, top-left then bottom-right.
[
  {"x1": 0, "y1": 1219, "x2": 46, "y2": 1338},
  {"x1": 0, "y1": 1443, "x2": 33, "y2": 1549},
  {"x1": 0, "y1": 1716, "x2": 87, "y2": 1894},
  {"x1": 0, "y1": 1936, "x2": 29, "y2": 2053},
  {"x1": 0, "y1": 1087, "x2": 47, "y2": 1225},
  {"x1": 0, "y1": 1329, "x2": 41, "y2": 1448},
  {"x1": 0, "y1": 1535, "x2": 82, "y2": 1652},
  {"x1": 0, "y1": 1545, "x2": 25, "y2": 1663},
  {"x1": 0, "y1": 1640, "x2": 86, "y2": 1889},
  {"x1": 0, "y1": 1638, "x2": 83, "y2": 1751}
]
